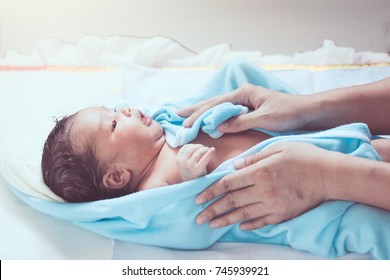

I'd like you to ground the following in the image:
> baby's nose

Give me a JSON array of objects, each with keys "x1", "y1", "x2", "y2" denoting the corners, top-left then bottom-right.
[{"x1": 119, "y1": 107, "x2": 132, "y2": 117}]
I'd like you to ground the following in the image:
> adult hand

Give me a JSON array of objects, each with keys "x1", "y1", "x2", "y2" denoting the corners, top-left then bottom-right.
[
  {"x1": 195, "y1": 142, "x2": 338, "y2": 230},
  {"x1": 177, "y1": 83, "x2": 311, "y2": 133}
]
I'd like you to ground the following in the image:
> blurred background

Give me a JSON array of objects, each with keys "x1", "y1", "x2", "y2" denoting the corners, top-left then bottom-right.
[{"x1": 0, "y1": 0, "x2": 389, "y2": 57}]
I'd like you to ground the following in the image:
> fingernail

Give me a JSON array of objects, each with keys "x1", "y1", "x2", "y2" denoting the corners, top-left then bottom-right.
[
  {"x1": 233, "y1": 158, "x2": 245, "y2": 168},
  {"x1": 209, "y1": 221, "x2": 221, "y2": 229},
  {"x1": 195, "y1": 196, "x2": 206, "y2": 205},
  {"x1": 196, "y1": 215, "x2": 208, "y2": 225},
  {"x1": 240, "y1": 224, "x2": 249, "y2": 230}
]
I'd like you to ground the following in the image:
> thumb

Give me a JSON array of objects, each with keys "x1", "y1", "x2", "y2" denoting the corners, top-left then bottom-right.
[{"x1": 218, "y1": 112, "x2": 261, "y2": 133}]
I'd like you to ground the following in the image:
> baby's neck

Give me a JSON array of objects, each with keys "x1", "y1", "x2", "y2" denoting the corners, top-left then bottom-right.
[{"x1": 136, "y1": 142, "x2": 180, "y2": 191}]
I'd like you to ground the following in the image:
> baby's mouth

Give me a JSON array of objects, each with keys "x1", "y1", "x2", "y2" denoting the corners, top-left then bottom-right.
[{"x1": 140, "y1": 111, "x2": 152, "y2": 127}]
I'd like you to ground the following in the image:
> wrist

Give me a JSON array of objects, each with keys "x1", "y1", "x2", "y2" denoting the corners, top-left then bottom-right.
[
  {"x1": 324, "y1": 152, "x2": 369, "y2": 202},
  {"x1": 321, "y1": 151, "x2": 345, "y2": 201},
  {"x1": 302, "y1": 92, "x2": 339, "y2": 131}
]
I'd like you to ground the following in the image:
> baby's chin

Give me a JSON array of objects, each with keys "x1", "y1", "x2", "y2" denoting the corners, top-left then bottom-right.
[{"x1": 155, "y1": 124, "x2": 165, "y2": 141}]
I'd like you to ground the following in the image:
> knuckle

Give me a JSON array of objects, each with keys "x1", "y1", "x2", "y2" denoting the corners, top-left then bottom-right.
[
  {"x1": 194, "y1": 165, "x2": 204, "y2": 174},
  {"x1": 177, "y1": 148, "x2": 184, "y2": 156},
  {"x1": 251, "y1": 220, "x2": 265, "y2": 230},
  {"x1": 225, "y1": 193, "x2": 238, "y2": 209},
  {"x1": 221, "y1": 177, "x2": 234, "y2": 192},
  {"x1": 257, "y1": 166, "x2": 276, "y2": 182},
  {"x1": 202, "y1": 189, "x2": 217, "y2": 202},
  {"x1": 179, "y1": 145, "x2": 188, "y2": 153},
  {"x1": 239, "y1": 206, "x2": 252, "y2": 220},
  {"x1": 198, "y1": 146, "x2": 208, "y2": 153},
  {"x1": 243, "y1": 155, "x2": 256, "y2": 166},
  {"x1": 209, "y1": 97, "x2": 221, "y2": 108},
  {"x1": 215, "y1": 217, "x2": 230, "y2": 227},
  {"x1": 230, "y1": 115, "x2": 242, "y2": 129},
  {"x1": 266, "y1": 215, "x2": 280, "y2": 225},
  {"x1": 234, "y1": 86, "x2": 245, "y2": 98},
  {"x1": 193, "y1": 144, "x2": 203, "y2": 150},
  {"x1": 261, "y1": 216, "x2": 272, "y2": 225},
  {"x1": 241, "y1": 83, "x2": 254, "y2": 92},
  {"x1": 242, "y1": 222, "x2": 256, "y2": 231},
  {"x1": 238, "y1": 83, "x2": 255, "y2": 97},
  {"x1": 204, "y1": 206, "x2": 218, "y2": 219}
]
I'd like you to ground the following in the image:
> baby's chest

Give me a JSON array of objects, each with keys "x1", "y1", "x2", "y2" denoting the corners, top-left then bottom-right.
[{"x1": 193, "y1": 131, "x2": 271, "y2": 170}]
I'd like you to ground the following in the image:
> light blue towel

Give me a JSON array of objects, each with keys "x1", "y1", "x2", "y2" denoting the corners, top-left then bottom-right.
[
  {"x1": 154, "y1": 102, "x2": 249, "y2": 147},
  {"x1": 11, "y1": 59, "x2": 390, "y2": 259}
]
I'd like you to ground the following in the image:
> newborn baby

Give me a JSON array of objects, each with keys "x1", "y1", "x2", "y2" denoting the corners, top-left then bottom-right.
[{"x1": 41, "y1": 105, "x2": 270, "y2": 202}]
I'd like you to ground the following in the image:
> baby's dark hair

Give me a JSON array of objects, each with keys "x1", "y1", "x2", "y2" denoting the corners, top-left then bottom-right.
[{"x1": 41, "y1": 114, "x2": 130, "y2": 202}]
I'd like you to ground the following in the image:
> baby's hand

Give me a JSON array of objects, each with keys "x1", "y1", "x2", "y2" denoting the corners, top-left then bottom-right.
[{"x1": 177, "y1": 144, "x2": 215, "y2": 182}]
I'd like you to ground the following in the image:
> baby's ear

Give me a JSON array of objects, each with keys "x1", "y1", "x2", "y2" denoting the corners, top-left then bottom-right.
[{"x1": 102, "y1": 168, "x2": 132, "y2": 189}]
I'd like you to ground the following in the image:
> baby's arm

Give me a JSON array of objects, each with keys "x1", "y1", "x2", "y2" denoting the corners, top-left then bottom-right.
[{"x1": 177, "y1": 144, "x2": 215, "y2": 182}]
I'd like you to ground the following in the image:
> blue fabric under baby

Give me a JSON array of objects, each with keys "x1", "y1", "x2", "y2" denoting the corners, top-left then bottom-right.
[{"x1": 12, "y1": 59, "x2": 390, "y2": 259}]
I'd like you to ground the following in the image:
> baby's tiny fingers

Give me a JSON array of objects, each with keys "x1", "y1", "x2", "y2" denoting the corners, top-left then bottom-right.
[
  {"x1": 190, "y1": 146, "x2": 212, "y2": 163},
  {"x1": 179, "y1": 144, "x2": 204, "y2": 158},
  {"x1": 197, "y1": 147, "x2": 215, "y2": 168}
]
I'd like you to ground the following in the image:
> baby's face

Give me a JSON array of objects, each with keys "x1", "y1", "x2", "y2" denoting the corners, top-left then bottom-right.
[{"x1": 72, "y1": 106, "x2": 165, "y2": 170}]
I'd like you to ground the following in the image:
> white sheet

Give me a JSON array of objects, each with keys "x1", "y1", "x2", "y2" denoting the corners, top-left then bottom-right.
[
  {"x1": 1, "y1": 36, "x2": 389, "y2": 67},
  {"x1": 113, "y1": 241, "x2": 371, "y2": 260},
  {"x1": 0, "y1": 174, "x2": 113, "y2": 259},
  {"x1": 1, "y1": 35, "x2": 389, "y2": 260}
]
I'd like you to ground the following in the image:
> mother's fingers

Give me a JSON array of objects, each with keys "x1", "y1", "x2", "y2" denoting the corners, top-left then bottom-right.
[
  {"x1": 177, "y1": 98, "x2": 211, "y2": 118},
  {"x1": 177, "y1": 87, "x2": 246, "y2": 127},
  {"x1": 195, "y1": 147, "x2": 279, "y2": 205},
  {"x1": 178, "y1": 97, "x2": 221, "y2": 127},
  {"x1": 195, "y1": 165, "x2": 255, "y2": 205},
  {"x1": 233, "y1": 144, "x2": 282, "y2": 169},
  {"x1": 196, "y1": 186, "x2": 258, "y2": 226},
  {"x1": 198, "y1": 197, "x2": 286, "y2": 230},
  {"x1": 176, "y1": 97, "x2": 210, "y2": 117},
  {"x1": 239, "y1": 214, "x2": 282, "y2": 230},
  {"x1": 217, "y1": 111, "x2": 262, "y2": 133}
]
